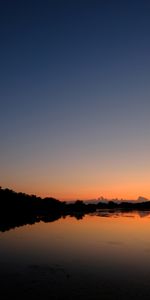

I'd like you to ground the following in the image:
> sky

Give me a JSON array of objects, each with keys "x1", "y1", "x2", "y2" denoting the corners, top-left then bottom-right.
[{"x1": 1, "y1": 0, "x2": 150, "y2": 200}]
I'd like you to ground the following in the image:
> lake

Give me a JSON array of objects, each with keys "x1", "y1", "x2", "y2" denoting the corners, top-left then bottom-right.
[{"x1": 1, "y1": 211, "x2": 150, "y2": 299}]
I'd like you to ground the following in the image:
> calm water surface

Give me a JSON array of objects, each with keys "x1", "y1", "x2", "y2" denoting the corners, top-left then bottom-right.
[{"x1": 1, "y1": 211, "x2": 150, "y2": 299}]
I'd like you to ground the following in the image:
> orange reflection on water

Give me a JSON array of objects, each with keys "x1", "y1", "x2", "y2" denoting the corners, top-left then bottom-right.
[{"x1": 1, "y1": 212, "x2": 150, "y2": 271}]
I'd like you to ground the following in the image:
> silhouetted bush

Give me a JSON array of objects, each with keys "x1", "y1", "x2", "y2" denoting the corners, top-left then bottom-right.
[{"x1": 0, "y1": 187, "x2": 150, "y2": 232}]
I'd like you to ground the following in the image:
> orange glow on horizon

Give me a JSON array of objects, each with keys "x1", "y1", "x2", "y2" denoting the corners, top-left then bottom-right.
[{"x1": 5, "y1": 181, "x2": 150, "y2": 201}]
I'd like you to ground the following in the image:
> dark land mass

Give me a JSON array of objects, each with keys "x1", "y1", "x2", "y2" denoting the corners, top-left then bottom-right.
[{"x1": 1, "y1": 187, "x2": 150, "y2": 232}]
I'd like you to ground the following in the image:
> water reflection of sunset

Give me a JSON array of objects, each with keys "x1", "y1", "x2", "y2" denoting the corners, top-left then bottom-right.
[
  {"x1": 1, "y1": 213, "x2": 150, "y2": 267},
  {"x1": 1, "y1": 212, "x2": 150, "y2": 299}
]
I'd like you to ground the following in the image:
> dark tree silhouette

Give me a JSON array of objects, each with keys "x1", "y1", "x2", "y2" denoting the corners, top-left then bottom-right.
[{"x1": 0, "y1": 187, "x2": 150, "y2": 232}]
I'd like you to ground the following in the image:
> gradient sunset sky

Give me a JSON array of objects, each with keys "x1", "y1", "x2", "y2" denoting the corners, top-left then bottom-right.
[{"x1": 1, "y1": 0, "x2": 150, "y2": 200}]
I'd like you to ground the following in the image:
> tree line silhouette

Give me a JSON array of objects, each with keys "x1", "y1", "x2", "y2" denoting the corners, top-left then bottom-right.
[{"x1": 1, "y1": 187, "x2": 150, "y2": 232}]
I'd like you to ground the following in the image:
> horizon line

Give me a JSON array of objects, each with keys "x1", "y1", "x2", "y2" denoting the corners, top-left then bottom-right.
[{"x1": 0, "y1": 186, "x2": 149, "y2": 202}]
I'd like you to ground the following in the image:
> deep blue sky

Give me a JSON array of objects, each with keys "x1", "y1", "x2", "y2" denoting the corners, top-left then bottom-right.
[{"x1": 1, "y1": 0, "x2": 150, "y2": 199}]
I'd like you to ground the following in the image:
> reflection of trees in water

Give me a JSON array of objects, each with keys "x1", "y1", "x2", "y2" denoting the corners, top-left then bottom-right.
[
  {"x1": 95, "y1": 210, "x2": 150, "y2": 218},
  {"x1": 1, "y1": 187, "x2": 150, "y2": 232}
]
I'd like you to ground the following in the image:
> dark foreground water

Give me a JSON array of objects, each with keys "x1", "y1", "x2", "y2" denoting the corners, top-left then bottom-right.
[{"x1": 1, "y1": 211, "x2": 150, "y2": 299}]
